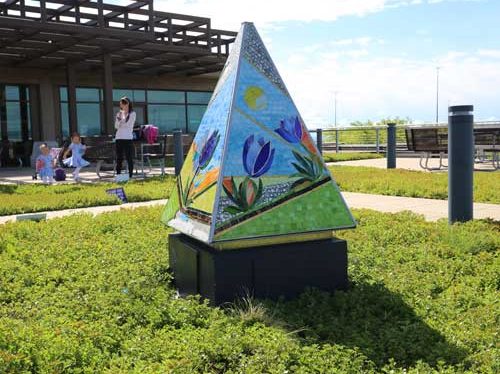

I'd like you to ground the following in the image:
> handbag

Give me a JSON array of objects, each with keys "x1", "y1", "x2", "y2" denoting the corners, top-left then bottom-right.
[{"x1": 54, "y1": 168, "x2": 66, "y2": 181}]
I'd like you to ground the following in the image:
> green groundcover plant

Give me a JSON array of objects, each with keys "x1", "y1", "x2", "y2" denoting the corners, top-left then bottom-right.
[
  {"x1": 0, "y1": 177, "x2": 175, "y2": 216},
  {"x1": 329, "y1": 166, "x2": 500, "y2": 204},
  {"x1": 322, "y1": 152, "x2": 384, "y2": 163},
  {"x1": 0, "y1": 207, "x2": 498, "y2": 373},
  {"x1": 1, "y1": 164, "x2": 498, "y2": 217}
]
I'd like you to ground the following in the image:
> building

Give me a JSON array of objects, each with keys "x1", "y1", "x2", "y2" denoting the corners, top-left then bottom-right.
[{"x1": 0, "y1": 0, "x2": 236, "y2": 158}]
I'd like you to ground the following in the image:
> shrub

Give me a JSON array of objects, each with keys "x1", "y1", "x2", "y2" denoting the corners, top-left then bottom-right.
[
  {"x1": 330, "y1": 166, "x2": 500, "y2": 203},
  {"x1": 0, "y1": 176, "x2": 175, "y2": 216},
  {"x1": 0, "y1": 207, "x2": 498, "y2": 373}
]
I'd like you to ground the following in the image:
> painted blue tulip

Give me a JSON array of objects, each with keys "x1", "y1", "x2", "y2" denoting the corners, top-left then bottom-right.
[
  {"x1": 275, "y1": 116, "x2": 302, "y2": 143},
  {"x1": 197, "y1": 130, "x2": 220, "y2": 170},
  {"x1": 243, "y1": 135, "x2": 275, "y2": 178}
]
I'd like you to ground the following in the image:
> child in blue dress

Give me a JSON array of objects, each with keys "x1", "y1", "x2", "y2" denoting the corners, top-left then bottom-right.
[
  {"x1": 36, "y1": 143, "x2": 55, "y2": 184},
  {"x1": 63, "y1": 132, "x2": 90, "y2": 182}
]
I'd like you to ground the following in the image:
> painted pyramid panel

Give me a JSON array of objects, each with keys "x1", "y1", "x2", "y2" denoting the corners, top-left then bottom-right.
[
  {"x1": 163, "y1": 22, "x2": 355, "y2": 247},
  {"x1": 161, "y1": 68, "x2": 237, "y2": 242}
]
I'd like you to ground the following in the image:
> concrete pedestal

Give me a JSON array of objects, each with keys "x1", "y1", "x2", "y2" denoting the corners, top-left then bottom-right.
[{"x1": 168, "y1": 233, "x2": 348, "y2": 305}]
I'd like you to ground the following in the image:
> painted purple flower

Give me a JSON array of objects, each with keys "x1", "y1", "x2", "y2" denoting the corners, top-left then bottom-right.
[
  {"x1": 243, "y1": 135, "x2": 275, "y2": 178},
  {"x1": 275, "y1": 116, "x2": 302, "y2": 143},
  {"x1": 197, "y1": 130, "x2": 220, "y2": 170}
]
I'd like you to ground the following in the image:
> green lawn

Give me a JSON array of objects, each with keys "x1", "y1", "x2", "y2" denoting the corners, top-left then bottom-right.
[
  {"x1": 330, "y1": 166, "x2": 500, "y2": 204},
  {"x1": 0, "y1": 207, "x2": 498, "y2": 373},
  {"x1": 0, "y1": 165, "x2": 498, "y2": 217},
  {"x1": 322, "y1": 152, "x2": 384, "y2": 163},
  {"x1": 0, "y1": 176, "x2": 175, "y2": 216}
]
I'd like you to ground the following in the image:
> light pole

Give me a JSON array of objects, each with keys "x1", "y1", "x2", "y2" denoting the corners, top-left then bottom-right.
[
  {"x1": 435, "y1": 66, "x2": 440, "y2": 125},
  {"x1": 334, "y1": 91, "x2": 338, "y2": 128}
]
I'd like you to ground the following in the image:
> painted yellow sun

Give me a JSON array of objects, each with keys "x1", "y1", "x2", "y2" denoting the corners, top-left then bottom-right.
[{"x1": 243, "y1": 86, "x2": 267, "y2": 110}]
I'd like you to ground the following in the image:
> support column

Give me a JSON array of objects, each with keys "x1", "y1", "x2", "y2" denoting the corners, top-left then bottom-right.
[
  {"x1": 316, "y1": 128, "x2": 323, "y2": 155},
  {"x1": 102, "y1": 53, "x2": 114, "y2": 135},
  {"x1": 28, "y1": 85, "x2": 41, "y2": 141},
  {"x1": 19, "y1": 85, "x2": 29, "y2": 141},
  {"x1": 448, "y1": 105, "x2": 474, "y2": 223},
  {"x1": 174, "y1": 130, "x2": 184, "y2": 176},
  {"x1": 0, "y1": 84, "x2": 7, "y2": 140},
  {"x1": 66, "y1": 63, "x2": 77, "y2": 136},
  {"x1": 39, "y1": 77, "x2": 57, "y2": 141}
]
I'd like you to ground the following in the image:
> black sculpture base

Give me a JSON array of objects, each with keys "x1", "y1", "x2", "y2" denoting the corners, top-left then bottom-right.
[{"x1": 168, "y1": 233, "x2": 348, "y2": 305}]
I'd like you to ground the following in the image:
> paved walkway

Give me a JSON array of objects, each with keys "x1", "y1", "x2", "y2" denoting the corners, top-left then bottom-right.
[
  {"x1": 0, "y1": 199, "x2": 168, "y2": 225},
  {"x1": 342, "y1": 192, "x2": 499, "y2": 221},
  {"x1": 330, "y1": 156, "x2": 498, "y2": 171},
  {"x1": 1, "y1": 193, "x2": 498, "y2": 225},
  {"x1": 0, "y1": 166, "x2": 173, "y2": 185}
]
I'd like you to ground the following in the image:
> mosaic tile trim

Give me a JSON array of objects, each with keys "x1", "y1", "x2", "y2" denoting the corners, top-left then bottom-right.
[{"x1": 241, "y1": 23, "x2": 290, "y2": 97}]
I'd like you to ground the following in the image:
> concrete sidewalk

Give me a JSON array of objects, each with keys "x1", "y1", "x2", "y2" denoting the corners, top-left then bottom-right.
[
  {"x1": 0, "y1": 199, "x2": 168, "y2": 225},
  {"x1": 329, "y1": 156, "x2": 498, "y2": 172},
  {"x1": 1, "y1": 193, "x2": 498, "y2": 225},
  {"x1": 342, "y1": 192, "x2": 499, "y2": 221}
]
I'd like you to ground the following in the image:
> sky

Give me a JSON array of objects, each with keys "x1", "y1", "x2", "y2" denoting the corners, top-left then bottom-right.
[{"x1": 155, "y1": 0, "x2": 500, "y2": 127}]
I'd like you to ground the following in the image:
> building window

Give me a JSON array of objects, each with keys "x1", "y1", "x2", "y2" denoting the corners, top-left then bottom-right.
[
  {"x1": 112, "y1": 89, "x2": 145, "y2": 103},
  {"x1": 0, "y1": 84, "x2": 31, "y2": 141},
  {"x1": 187, "y1": 104, "x2": 207, "y2": 133},
  {"x1": 148, "y1": 90, "x2": 185, "y2": 104},
  {"x1": 59, "y1": 86, "x2": 213, "y2": 136},
  {"x1": 186, "y1": 91, "x2": 211, "y2": 133},
  {"x1": 60, "y1": 87, "x2": 102, "y2": 137}
]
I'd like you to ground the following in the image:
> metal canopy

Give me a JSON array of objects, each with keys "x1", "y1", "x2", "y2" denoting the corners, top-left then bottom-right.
[{"x1": 0, "y1": 0, "x2": 236, "y2": 76}]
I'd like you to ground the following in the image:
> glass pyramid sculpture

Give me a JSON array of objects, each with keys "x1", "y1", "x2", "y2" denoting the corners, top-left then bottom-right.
[{"x1": 162, "y1": 22, "x2": 355, "y2": 249}]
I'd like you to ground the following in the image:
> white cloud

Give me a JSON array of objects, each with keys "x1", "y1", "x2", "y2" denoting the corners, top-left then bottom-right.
[
  {"x1": 154, "y1": 0, "x2": 395, "y2": 30},
  {"x1": 278, "y1": 48, "x2": 500, "y2": 126},
  {"x1": 151, "y1": 0, "x2": 498, "y2": 125},
  {"x1": 478, "y1": 49, "x2": 500, "y2": 59}
]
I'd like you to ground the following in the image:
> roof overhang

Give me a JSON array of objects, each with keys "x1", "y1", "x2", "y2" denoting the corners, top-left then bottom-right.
[{"x1": 0, "y1": 0, "x2": 237, "y2": 76}]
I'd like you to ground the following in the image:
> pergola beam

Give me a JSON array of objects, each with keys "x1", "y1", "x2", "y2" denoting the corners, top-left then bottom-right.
[{"x1": 0, "y1": 0, "x2": 235, "y2": 74}]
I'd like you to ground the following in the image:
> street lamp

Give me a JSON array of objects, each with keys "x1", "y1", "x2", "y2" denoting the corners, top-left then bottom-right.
[
  {"x1": 334, "y1": 91, "x2": 338, "y2": 128},
  {"x1": 436, "y1": 66, "x2": 440, "y2": 125}
]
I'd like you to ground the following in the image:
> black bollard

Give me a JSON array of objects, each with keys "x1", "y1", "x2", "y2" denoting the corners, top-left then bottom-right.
[
  {"x1": 448, "y1": 105, "x2": 474, "y2": 223},
  {"x1": 386, "y1": 123, "x2": 396, "y2": 169},
  {"x1": 316, "y1": 128, "x2": 323, "y2": 155},
  {"x1": 173, "y1": 130, "x2": 184, "y2": 176}
]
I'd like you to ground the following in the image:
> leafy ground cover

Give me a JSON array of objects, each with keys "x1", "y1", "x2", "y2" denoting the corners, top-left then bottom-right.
[
  {"x1": 0, "y1": 176, "x2": 175, "y2": 216},
  {"x1": 0, "y1": 207, "x2": 498, "y2": 373},
  {"x1": 322, "y1": 152, "x2": 384, "y2": 163},
  {"x1": 0, "y1": 165, "x2": 498, "y2": 217},
  {"x1": 330, "y1": 165, "x2": 500, "y2": 204}
]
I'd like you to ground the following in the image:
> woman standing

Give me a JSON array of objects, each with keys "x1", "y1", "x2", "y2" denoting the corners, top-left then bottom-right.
[{"x1": 115, "y1": 97, "x2": 136, "y2": 179}]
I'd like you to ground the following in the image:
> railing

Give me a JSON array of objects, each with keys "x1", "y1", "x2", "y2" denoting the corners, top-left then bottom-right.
[
  {"x1": 308, "y1": 121, "x2": 500, "y2": 154},
  {"x1": 309, "y1": 126, "x2": 407, "y2": 153}
]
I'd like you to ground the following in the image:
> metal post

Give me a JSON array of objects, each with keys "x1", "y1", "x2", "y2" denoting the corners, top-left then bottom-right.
[
  {"x1": 173, "y1": 130, "x2": 184, "y2": 176},
  {"x1": 375, "y1": 127, "x2": 380, "y2": 153},
  {"x1": 335, "y1": 129, "x2": 339, "y2": 154},
  {"x1": 448, "y1": 105, "x2": 474, "y2": 223},
  {"x1": 387, "y1": 123, "x2": 396, "y2": 169},
  {"x1": 66, "y1": 63, "x2": 77, "y2": 136},
  {"x1": 436, "y1": 67, "x2": 440, "y2": 125},
  {"x1": 316, "y1": 128, "x2": 323, "y2": 155},
  {"x1": 102, "y1": 53, "x2": 114, "y2": 135}
]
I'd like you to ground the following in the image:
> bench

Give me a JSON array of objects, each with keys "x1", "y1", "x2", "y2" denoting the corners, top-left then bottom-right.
[
  {"x1": 474, "y1": 128, "x2": 499, "y2": 169},
  {"x1": 406, "y1": 126, "x2": 500, "y2": 171},
  {"x1": 81, "y1": 133, "x2": 195, "y2": 178},
  {"x1": 81, "y1": 135, "x2": 115, "y2": 178},
  {"x1": 405, "y1": 127, "x2": 448, "y2": 170}
]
